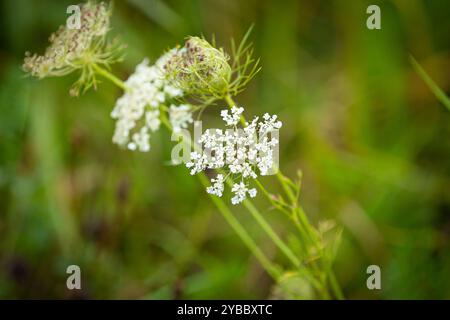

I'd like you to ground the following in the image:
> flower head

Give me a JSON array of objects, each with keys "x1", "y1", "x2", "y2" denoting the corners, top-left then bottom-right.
[
  {"x1": 186, "y1": 108, "x2": 282, "y2": 204},
  {"x1": 164, "y1": 37, "x2": 231, "y2": 97},
  {"x1": 23, "y1": 1, "x2": 123, "y2": 95},
  {"x1": 221, "y1": 106, "x2": 244, "y2": 126},
  {"x1": 231, "y1": 182, "x2": 257, "y2": 205},
  {"x1": 111, "y1": 50, "x2": 185, "y2": 152}
]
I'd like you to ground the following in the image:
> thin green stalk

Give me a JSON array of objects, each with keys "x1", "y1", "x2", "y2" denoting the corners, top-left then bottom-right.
[
  {"x1": 92, "y1": 63, "x2": 127, "y2": 90},
  {"x1": 198, "y1": 173, "x2": 281, "y2": 280},
  {"x1": 254, "y1": 179, "x2": 292, "y2": 217},
  {"x1": 242, "y1": 196, "x2": 301, "y2": 268},
  {"x1": 254, "y1": 179, "x2": 326, "y2": 292},
  {"x1": 276, "y1": 171, "x2": 297, "y2": 204},
  {"x1": 328, "y1": 269, "x2": 344, "y2": 300},
  {"x1": 241, "y1": 195, "x2": 328, "y2": 293},
  {"x1": 255, "y1": 180, "x2": 310, "y2": 244},
  {"x1": 224, "y1": 94, "x2": 236, "y2": 109},
  {"x1": 410, "y1": 55, "x2": 450, "y2": 111},
  {"x1": 254, "y1": 179, "x2": 311, "y2": 250},
  {"x1": 256, "y1": 179, "x2": 332, "y2": 296}
]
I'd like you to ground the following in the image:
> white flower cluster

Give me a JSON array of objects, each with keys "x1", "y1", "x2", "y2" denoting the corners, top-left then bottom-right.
[
  {"x1": 169, "y1": 104, "x2": 194, "y2": 133},
  {"x1": 186, "y1": 107, "x2": 282, "y2": 204},
  {"x1": 220, "y1": 106, "x2": 244, "y2": 126},
  {"x1": 111, "y1": 49, "x2": 186, "y2": 152}
]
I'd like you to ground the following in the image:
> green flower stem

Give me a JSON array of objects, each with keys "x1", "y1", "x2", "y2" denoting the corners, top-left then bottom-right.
[
  {"x1": 328, "y1": 267, "x2": 344, "y2": 300},
  {"x1": 276, "y1": 171, "x2": 297, "y2": 203},
  {"x1": 242, "y1": 194, "x2": 301, "y2": 267},
  {"x1": 410, "y1": 55, "x2": 450, "y2": 111},
  {"x1": 240, "y1": 186, "x2": 326, "y2": 292},
  {"x1": 92, "y1": 63, "x2": 127, "y2": 90},
  {"x1": 275, "y1": 170, "x2": 317, "y2": 246},
  {"x1": 254, "y1": 179, "x2": 292, "y2": 217},
  {"x1": 254, "y1": 177, "x2": 312, "y2": 246},
  {"x1": 254, "y1": 179, "x2": 309, "y2": 248},
  {"x1": 254, "y1": 180, "x2": 331, "y2": 295}
]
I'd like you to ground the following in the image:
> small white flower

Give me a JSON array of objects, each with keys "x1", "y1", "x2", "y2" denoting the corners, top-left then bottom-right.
[
  {"x1": 169, "y1": 104, "x2": 193, "y2": 133},
  {"x1": 259, "y1": 113, "x2": 282, "y2": 134},
  {"x1": 128, "y1": 127, "x2": 150, "y2": 152},
  {"x1": 220, "y1": 106, "x2": 244, "y2": 126},
  {"x1": 230, "y1": 182, "x2": 257, "y2": 205},
  {"x1": 206, "y1": 174, "x2": 225, "y2": 197},
  {"x1": 186, "y1": 151, "x2": 208, "y2": 175},
  {"x1": 146, "y1": 110, "x2": 161, "y2": 132},
  {"x1": 165, "y1": 85, "x2": 183, "y2": 97},
  {"x1": 111, "y1": 50, "x2": 183, "y2": 152}
]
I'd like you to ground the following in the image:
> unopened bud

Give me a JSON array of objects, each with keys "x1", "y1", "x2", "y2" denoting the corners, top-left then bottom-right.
[{"x1": 165, "y1": 37, "x2": 231, "y2": 96}]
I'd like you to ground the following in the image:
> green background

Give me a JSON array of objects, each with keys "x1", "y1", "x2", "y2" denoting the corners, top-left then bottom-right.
[{"x1": 0, "y1": 0, "x2": 449, "y2": 299}]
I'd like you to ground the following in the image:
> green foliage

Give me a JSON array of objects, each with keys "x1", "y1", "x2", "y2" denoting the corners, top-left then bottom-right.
[{"x1": 1, "y1": 0, "x2": 450, "y2": 299}]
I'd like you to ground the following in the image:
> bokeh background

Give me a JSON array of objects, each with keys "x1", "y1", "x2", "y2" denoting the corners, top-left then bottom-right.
[{"x1": 1, "y1": 0, "x2": 449, "y2": 299}]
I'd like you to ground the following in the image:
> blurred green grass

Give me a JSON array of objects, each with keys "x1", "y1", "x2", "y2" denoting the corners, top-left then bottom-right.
[{"x1": 0, "y1": 0, "x2": 449, "y2": 299}]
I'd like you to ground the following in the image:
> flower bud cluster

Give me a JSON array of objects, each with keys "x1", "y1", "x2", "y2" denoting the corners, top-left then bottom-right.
[{"x1": 164, "y1": 37, "x2": 231, "y2": 97}]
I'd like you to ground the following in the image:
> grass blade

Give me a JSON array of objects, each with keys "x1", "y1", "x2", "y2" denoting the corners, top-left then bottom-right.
[{"x1": 410, "y1": 55, "x2": 450, "y2": 111}]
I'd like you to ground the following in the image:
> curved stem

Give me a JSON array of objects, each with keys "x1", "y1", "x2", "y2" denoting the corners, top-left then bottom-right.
[
  {"x1": 242, "y1": 197, "x2": 300, "y2": 267},
  {"x1": 329, "y1": 269, "x2": 344, "y2": 300},
  {"x1": 92, "y1": 64, "x2": 127, "y2": 90}
]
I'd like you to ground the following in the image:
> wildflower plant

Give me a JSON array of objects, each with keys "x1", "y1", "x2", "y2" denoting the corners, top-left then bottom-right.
[
  {"x1": 24, "y1": 2, "x2": 344, "y2": 300},
  {"x1": 23, "y1": 1, "x2": 124, "y2": 96}
]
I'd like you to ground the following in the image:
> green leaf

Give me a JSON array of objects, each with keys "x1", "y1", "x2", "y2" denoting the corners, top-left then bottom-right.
[{"x1": 410, "y1": 55, "x2": 450, "y2": 112}]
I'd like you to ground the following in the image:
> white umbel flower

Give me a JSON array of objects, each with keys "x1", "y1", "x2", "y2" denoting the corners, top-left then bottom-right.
[
  {"x1": 169, "y1": 104, "x2": 193, "y2": 133},
  {"x1": 231, "y1": 182, "x2": 257, "y2": 205},
  {"x1": 111, "y1": 49, "x2": 183, "y2": 152},
  {"x1": 206, "y1": 174, "x2": 225, "y2": 197},
  {"x1": 220, "y1": 106, "x2": 244, "y2": 126},
  {"x1": 185, "y1": 108, "x2": 281, "y2": 204}
]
